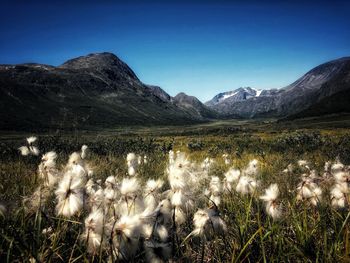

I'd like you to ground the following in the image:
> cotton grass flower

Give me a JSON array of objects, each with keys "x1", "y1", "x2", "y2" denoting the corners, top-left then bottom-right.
[
  {"x1": 110, "y1": 215, "x2": 142, "y2": 260},
  {"x1": 331, "y1": 162, "x2": 344, "y2": 174},
  {"x1": 171, "y1": 190, "x2": 187, "y2": 207},
  {"x1": 191, "y1": 209, "x2": 211, "y2": 238},
  {"x1": 236, "y1": 176, "x2": 259, "y2": 195},
  {"x1": 29, "y1": 146, "x2": 40, "y2": 156},
  {"x1": 260, "y1": 184, "x2": 282, "y2": 220},
  {"x1": 104, "y1": 185, "x2": 117, "y2": 208},
  {"x1": 167, "y1": 152, "x2": 195, "y2": 225},
  {"x1": 81, "y1": 145, "x2": 88, "y2": 159},
  {"x1": 120, "y1": 177, "x2": 140, "y2": 197},
  {"x1": 126, "y1": 153, "x2": 139, "y2": 176},
  {"x1": 18, "y1": 146, "x2": 31, "y2": 156},
  {"x1": 209, "y1": 176, "x2": 221, "y2": 194},
  {"x1": 88, "y1": 188, "x2": 105, "y2": 211},
  {"x1": 55, "y1": 172, "x2": 85, "y2": 217},
  {"x1": 330, "y1": 182, "x2": 349, "y2": 208},
  {"x1": 27, "y1": 136, "x2": 37, "y2": 144},
  {"x1": 144, "y1": 179, "x2": 164, "y2": 212},
  {"x1": 168, "y1": 167, "x2": 187, "y2": 190},
  {"x1": 296, "y1": 179, "x2": 322, "y2": 206},
  {"x1": 330, "y1": 162, "x2": 349, "y2": 183},
  {"x1": 168, "y1": 150, "x2": 175, "y2": 165},
  {"x1": 105, "y1": 176, "x2": 116, "y2": 188},
  {"x1": 207, "y1": 176, "x2": 222, "y2": 206},
  {"x1": 18, "y1": 136, "x2": 40, "y2": 156},
  {"x1": 201, "y1": 157, "x2": 215, "y2": 171},
  {"x1": 104, "y1": 177, "x2": 118, "y2": 210},
  {"x1": 82, "y1": 209, "x2": 105, "y2": 254},
  {"x1": 222, "y1": 153, "x2": 231, "y2": 165},
  {"x1": 298, "y1": 160, "x2": 310, "y2": 170},
  {"x1": 38, "y1": 151, "x2": 59, "y2": 187},
  {"x1": 244, "y1": 159, "x2": 259, "y2": 177},
  {"x1": 323, "y1": 161, "x2": 332, "y2": 178},
  {"x1": 41, "y1": 151, "x2": 57, "y2": 167},
  {"x1": 223, "y1": 168, "x2": 241, "y2": 192},
  {"x1": 309, "y1": 186, "x2": 322, "y2": 206},
  {"x1": 191, "y1": 208, "x2": 227, "y2": 239},
  {"x1": 174, "y1": 206, "x2": 186, "y2": 225},
  {"x1": 152, "y1": 199, "x2": 173, "y2": 227},
  {"x1": 171, "y1": 151, "x2": 191, "y2": 171},
  {"x1": 85, "y1": 209, "x2": 104, "y2": 234},
  {"x1": 167, "y1": 187, "x2": 193, "y2": 224},
  {"x1": 283, "y1": 164, "x2": 294, "y2": 174},
  {"x1": 118, "y1": 177, "x2": 144, "y2": 215},
  {"x1": 42, "y1": 227, "x2": 53, "y2": 235},
  {"x1": 67, "y1": 152, "x2": 84, "y2": 168},
  {"x1": 85, "y1": 179, "x2": 96, "y2": 196}
]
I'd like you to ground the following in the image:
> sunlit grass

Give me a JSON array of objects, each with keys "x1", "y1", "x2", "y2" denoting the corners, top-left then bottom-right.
[{"x1": 0, "y1": 127, "x2": 350, "y2": 262}]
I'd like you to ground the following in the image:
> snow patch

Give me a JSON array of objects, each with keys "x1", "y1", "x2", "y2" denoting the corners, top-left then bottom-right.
[
  {"x1": 252, "y1": 88, "x2": 262, "y2": 97},
  {"x1": 222, "y1": 91, "x2": 239, "y2": 100}
]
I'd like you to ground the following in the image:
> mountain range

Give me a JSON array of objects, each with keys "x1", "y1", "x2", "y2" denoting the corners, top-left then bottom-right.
[
  {"x1": 205, "y1": 57, "x2": 350, "y2": 118},
  {"x1": 0, "y1": 53, "x2": 216, "y2": 131},
  {"x1": 0, "y1": 52, "x2": 349, "y2": 131}
]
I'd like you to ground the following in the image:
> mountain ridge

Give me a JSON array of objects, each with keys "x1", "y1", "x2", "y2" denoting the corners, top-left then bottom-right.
[
  {"x1": 0, "y1": 53, "x2": 349, "y2": 131},
  {"x1": 0, "y1": 52, "x2": 215, "y2": 131},
  {"x1": 205, "y1": 57, "x2": 350, "y2": 118}
]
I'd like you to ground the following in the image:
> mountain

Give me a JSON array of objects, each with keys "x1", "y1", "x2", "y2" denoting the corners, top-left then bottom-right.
[
  {"x1": 1, "y1": 53, "x2": 349, "y2": 131},
  {"x1": 173, "y1": 92, "x2": 218, "y2": 119},
  {"x1": 206, "y1": 57, "x2": 350, "y2": 118},
  {"x1": 0, "y1": 52, "x2": 212, "y2": 131},
  {"x1": 146, "y1": 85, "x2": 172, "y2": 102},
  {"x1": 285, "y1": 59, "x2": 350, "y2": 119},
  {"x1": 205, "y1": 87, "x2": 263, "y2": 107}
]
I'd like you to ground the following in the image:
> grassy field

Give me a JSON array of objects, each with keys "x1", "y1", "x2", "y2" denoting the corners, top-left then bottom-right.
[{"x1": 0, "y1": 117, "x2": 350, "y2": 262}]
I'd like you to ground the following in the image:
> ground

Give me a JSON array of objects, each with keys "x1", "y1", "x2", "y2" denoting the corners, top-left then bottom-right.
[{"x1": 0, "y1": 116, "x2": 350, "y2": 262}]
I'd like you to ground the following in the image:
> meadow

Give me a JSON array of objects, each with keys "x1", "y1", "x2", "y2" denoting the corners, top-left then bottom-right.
[{"x1": 0, "y1": 117, "x2": 350, "y2": 262}]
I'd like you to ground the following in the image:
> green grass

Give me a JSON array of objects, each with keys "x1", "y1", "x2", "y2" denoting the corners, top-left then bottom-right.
[{"x1": 0, "y1": 119, "x2": 350, "y2": 262}]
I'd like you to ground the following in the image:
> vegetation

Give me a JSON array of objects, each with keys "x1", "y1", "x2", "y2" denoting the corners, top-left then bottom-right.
[{"x1": 0, "y1": 119, "x2": 350, "y2": 262}]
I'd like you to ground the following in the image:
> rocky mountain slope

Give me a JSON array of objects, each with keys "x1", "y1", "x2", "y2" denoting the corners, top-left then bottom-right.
[
  {"x1": 0, "y1": 52, "x2": 215, "y2": 131},
  {"x1": 206, "y1": 57, "x2": 350, "y2": 118},
  {"x1": 173, "y1": 92, "x2": 219, "y2": 119},
  {"x1": 205, "y1": 87, "x2": 263, "y2": 107}
]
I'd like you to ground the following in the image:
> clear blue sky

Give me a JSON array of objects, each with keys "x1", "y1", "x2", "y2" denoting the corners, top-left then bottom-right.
[{"x1": 1, "y1": 1, "x2": 349, "y2": 102}]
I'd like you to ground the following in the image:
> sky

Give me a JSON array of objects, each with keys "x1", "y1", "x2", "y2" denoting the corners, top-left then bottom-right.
[{"x1": 0, "y1": 0, "x2": 350, "y2": 102}]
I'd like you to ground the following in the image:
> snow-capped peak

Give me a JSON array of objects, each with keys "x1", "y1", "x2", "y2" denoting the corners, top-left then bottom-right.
[
  {"x1": 253, "y1": 88, "x2": 262, "y2": 97},
  {"x1": 205, "y1": 87, "x2": 263, "y2": 106},
  {"x1": 222, "y1": 91, "x2": 239, "y2": 100}
]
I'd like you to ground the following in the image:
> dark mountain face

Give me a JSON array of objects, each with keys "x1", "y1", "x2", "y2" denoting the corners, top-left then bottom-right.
[
  {"x1": 0, "y1": 53, "x2": 210, "y2": 131},
  {"x1": 146, "y1": 85, "x2": 172, "y2": 102},
  {"x1": 285, "y1": 60, "x2": 350, "y2": 119},
  {"x1": 59, "y1": 52, "x2": 139, "y2": 83},
  {"x1": 206, "y1": 57, "x2": 350, "y2": 118},
  {"x1": 173, "y1": 92, "x2": 218, "y2": 119}
]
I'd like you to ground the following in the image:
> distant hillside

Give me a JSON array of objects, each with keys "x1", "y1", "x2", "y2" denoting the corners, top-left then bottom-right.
[
  {"x1": 206, "y1": 57, "x2": 350, "y2": 119},
  {"x1": 173, "y1": 92, "x2": 219, "y2": 119},
  {"x1": 285, "y1": 60, "x2": 350, "y2": 119}
]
